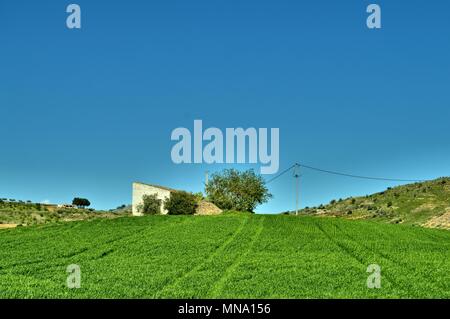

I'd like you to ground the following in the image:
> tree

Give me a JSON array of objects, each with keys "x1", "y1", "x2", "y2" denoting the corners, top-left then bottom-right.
[
  {"x1": 205, "y1": 169, "x2": 272, "y2": 212},
  {"x1": 138, "y1": 194, "x2": 162, "y2": 215},
  {"x1": 164, "y1": 191, "x2": 197, "y2": 215},
  {"x1": 72, "y1": 197, "x2": 91, "y2": 208}
]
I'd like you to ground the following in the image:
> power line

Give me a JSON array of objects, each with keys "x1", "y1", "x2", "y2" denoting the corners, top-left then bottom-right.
[
  {"x1": 266, "y1": 164, "x2": 297, "y2": 184},
  {"x1": 266, "y1": 163, "x2": 425, "y2": 184},
  {"x1": 266, "y1": 163, "x2": 426, "y2": 216},
  {"x1": 298, "y1": 163, "x2": 425, "y2": 183}
]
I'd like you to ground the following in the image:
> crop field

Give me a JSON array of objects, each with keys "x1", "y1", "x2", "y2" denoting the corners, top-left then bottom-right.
[{"x1": 0, "y1": 214, "x2": 449, "y2": 298}]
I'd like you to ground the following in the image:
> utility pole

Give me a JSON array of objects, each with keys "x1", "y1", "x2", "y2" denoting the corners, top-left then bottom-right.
[{"x1": 293, "y1": 164, "x2": 300, "y2": 216}]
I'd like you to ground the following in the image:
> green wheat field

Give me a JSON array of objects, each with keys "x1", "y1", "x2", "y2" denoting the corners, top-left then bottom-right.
[{"x1": 0, "y1": 214, "x2": 449, "y2": 298}]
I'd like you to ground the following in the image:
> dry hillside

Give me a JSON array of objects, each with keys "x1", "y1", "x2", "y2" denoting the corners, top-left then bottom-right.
[{"x1": 297, "y1": 177, "x2": 450, "y2": 230}]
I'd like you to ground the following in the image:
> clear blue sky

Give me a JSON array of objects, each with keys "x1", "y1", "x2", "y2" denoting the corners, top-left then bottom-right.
[{"x1": 1, "y1": 1, "x2": 450, "y2": 212}]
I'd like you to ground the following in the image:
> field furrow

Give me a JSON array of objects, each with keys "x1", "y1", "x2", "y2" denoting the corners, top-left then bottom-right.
[{"x1": 0, "y1": 214, "x2": 448, "y2": 298}]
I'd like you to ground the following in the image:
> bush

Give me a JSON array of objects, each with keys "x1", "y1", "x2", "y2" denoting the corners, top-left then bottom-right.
[
  {"x1": 139, "y1": 194, "x2": 162, "y2": 215},
  {"x1": 164, "y1": 191, "x2": 197, "y2": 215}
]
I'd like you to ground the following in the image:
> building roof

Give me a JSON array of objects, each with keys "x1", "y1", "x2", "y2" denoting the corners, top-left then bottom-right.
[{"x1": 133, "y1": 181, "x2": 179, "y2": 192}]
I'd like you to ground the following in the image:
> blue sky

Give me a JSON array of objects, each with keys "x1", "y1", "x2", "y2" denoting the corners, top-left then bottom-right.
[{"x1": 1, "y1": 0, "x2": 450, "y2": 212}]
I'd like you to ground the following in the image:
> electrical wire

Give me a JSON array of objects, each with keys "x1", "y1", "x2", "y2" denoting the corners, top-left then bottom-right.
[{"x1": 266, "y1": 163, "x2": 425, "y2": 184}]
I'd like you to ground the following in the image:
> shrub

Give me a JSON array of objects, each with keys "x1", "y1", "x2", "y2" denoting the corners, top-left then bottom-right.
[
  {"x1": 351, "y1": 198, "x2": 356, "y2": 204},
  {"x1": 330, "y1": 199, "x2": 336, "y2": 205},
  {"x1": 387, "y1": 201, "x2": 393, "y2": 207},
  {"x1": 138, "y1": 194, "x2": 162, "y2": 215},
  {"x1": 164, "y1": 191, "x2": 197, "y2": 215}
]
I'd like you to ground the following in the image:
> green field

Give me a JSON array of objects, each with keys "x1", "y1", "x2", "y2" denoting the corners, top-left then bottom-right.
[{"x1": 0, "y1": 214, "x2": 449, "y2": 298}]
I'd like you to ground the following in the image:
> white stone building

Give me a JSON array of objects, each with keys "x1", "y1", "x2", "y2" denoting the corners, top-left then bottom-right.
[
  {"x1": 132, "y1": 181, "x2": 223, "y2": 216},
  {"x1": 132, "y1": 182, "x2": 176, "y2": 216}
]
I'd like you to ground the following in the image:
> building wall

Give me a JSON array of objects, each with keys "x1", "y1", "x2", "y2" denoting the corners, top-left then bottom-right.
[{"x1": 132, "y1": 182, "x2": 171, "y2": 216}]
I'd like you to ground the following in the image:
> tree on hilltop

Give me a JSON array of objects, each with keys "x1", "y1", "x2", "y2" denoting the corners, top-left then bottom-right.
[
  {"x1": 72, "y1": 197, "x2": 91, "y2": 208},
  {"x1": 205, "y1": 169, "x2": 272, "y2": 213}
]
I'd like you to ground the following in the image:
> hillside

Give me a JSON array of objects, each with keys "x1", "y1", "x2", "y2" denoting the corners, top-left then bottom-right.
[
  {"x1": 0, "y1": 214, "x2": 449, "y2": 298},
  {"x1": 0, "y1": 200, "x2": 128, "y2": 227},
  {"x1": 298, "y1": 177, "x2": 450, "y2": 229}
]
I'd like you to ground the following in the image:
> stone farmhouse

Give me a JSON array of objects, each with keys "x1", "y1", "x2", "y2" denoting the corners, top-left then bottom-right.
[{"x1": 132, "y1": 182, "x2": 222, "y2": 216}]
